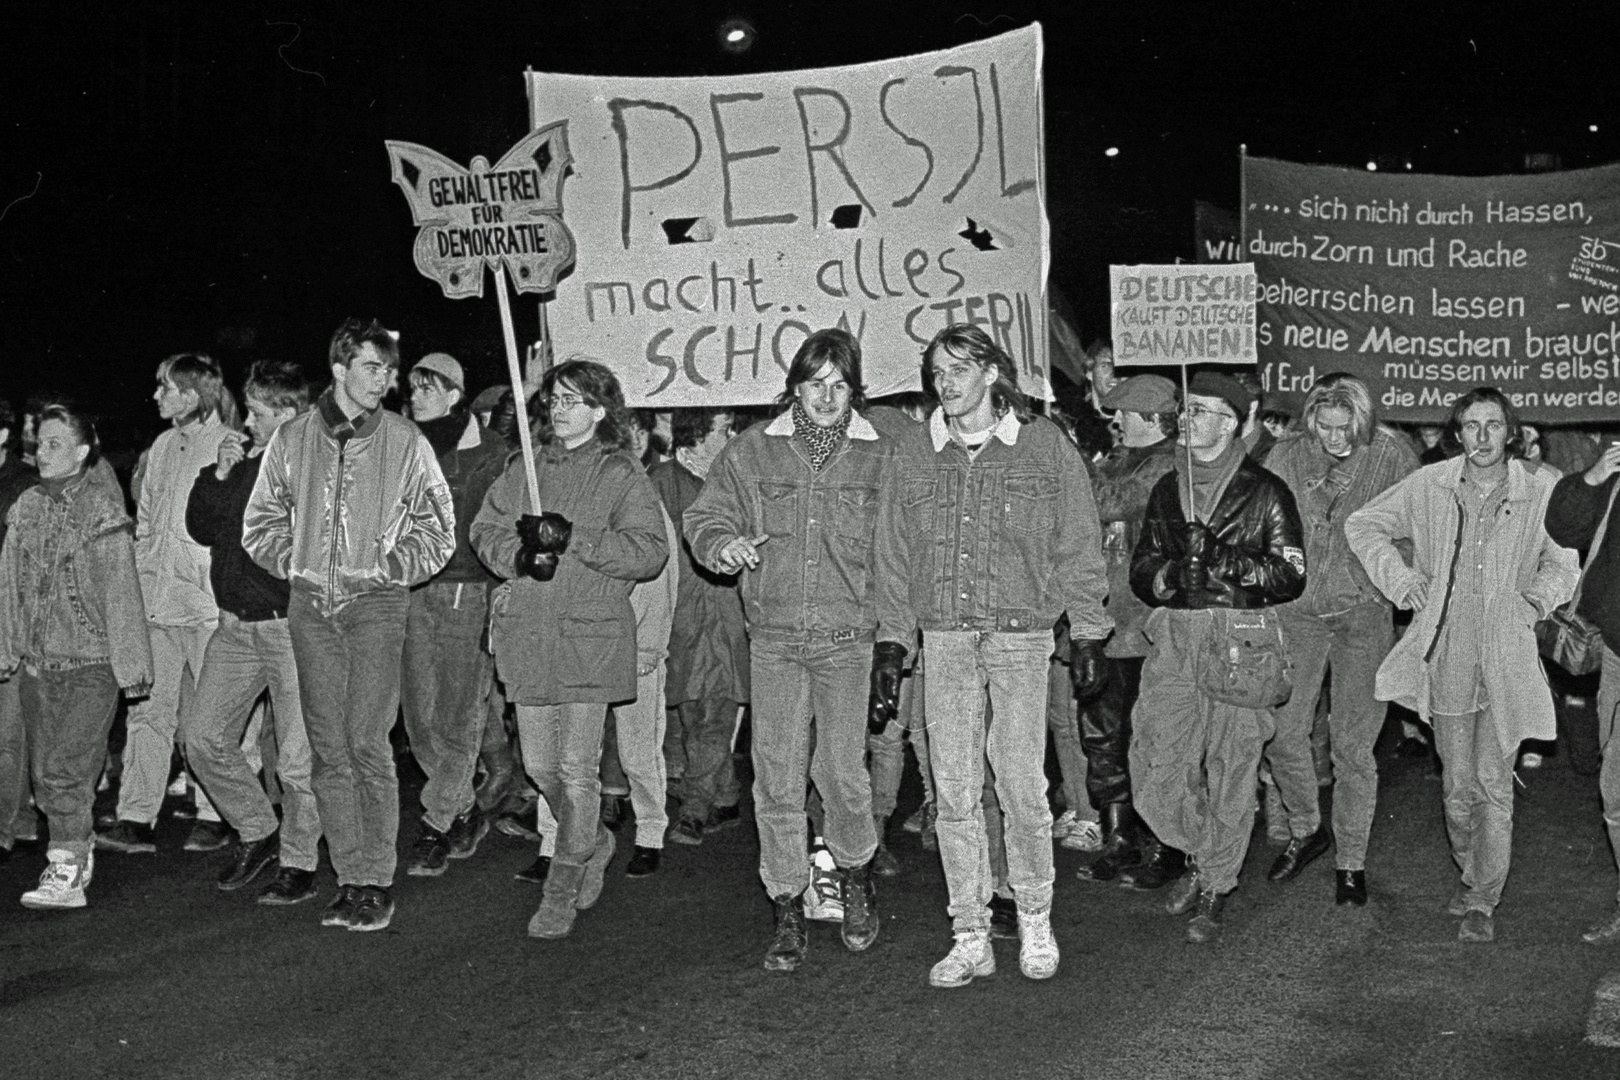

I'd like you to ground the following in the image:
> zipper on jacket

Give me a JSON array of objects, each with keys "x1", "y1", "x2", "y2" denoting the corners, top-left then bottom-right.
[{"x1": 327, "y1": 439, "x2": 347, "y2": 610}]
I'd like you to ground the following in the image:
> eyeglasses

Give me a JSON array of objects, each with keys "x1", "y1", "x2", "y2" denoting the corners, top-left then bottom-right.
[
  {"x1": 1182, "y1": 404, "x2": 1236, "y2": 422},
  {"x1": 545, "y1": 393, "x2": 585, "y2": 411}
]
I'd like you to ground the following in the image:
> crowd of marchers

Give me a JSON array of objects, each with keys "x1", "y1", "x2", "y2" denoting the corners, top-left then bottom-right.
[{"x1": 5, "y1": 320, "x2": 1620, "y2": 986}]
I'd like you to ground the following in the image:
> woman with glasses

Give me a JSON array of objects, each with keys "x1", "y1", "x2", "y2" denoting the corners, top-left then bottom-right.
[
  {"x1": 0, "y1": 403, "x2": 153, "y2": 909},
  {"x1": 471, "y1": 358, "x2": 669, "y2": 940}
]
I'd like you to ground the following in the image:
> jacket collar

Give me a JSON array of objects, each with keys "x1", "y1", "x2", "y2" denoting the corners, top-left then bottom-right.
[
  {"x1": 764, "y1": 409, "x2": 879, "y2": 441},
  {"x1": 1431, "y1": 454, "x2": 1534, "y2": 501},
  {"x1": 929, "y1": 407, "x2": 1021, "y2": 452},
  {"x1": 316, "y1": 387, "x2": 383, "y2": 442}
]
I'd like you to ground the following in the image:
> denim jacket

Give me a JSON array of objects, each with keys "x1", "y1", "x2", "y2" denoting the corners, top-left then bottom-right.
[
  {"x1": 873, "y1": 410, "x2": 1113, "y2": 645},
  {"x1": 0, "y1": 471, "x2": 154, "y2": 687},
  {"x1": 1263, "y1": 426, "x2": 1418, "y2": 616},
  {"x1": 684, "y1": 409, "x2": 891, "y2": 639}
]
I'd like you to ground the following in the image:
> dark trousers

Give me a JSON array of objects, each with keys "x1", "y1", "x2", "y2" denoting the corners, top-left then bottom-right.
[{"x1": 1078, "y1": 656, "x2": 1143, "y2": 808}]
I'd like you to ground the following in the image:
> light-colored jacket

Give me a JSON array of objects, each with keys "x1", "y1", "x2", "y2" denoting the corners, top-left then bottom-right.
[
  {"x1": 1344, "y1": 456, "x2": 1579, "y2": 754},
  {"x1": 136, "y1": 416, "x2": 232, "y2": 627},
  {"x1": 243, "y1": 390, "x2": 455, "y2": 617},
  {"x1": 0, "y1": 471, "x2": 154, "y2": 687}
]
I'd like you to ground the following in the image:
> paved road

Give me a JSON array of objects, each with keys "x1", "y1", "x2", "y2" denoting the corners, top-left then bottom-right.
[{"x1": 4, "y1": 731, "x2": 1620, "y2": 1080}]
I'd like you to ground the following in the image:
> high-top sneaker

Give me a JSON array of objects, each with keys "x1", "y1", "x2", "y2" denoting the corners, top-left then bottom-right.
[
  {"x1": 929, "y1": 928, "x2": 995, "y2": 988},
  {"x1": 803, "y1": 841, "x2": 844, "y2": 922},
  {"x1": 1018, "y1": 907, "x2": 1060, "y2": 979},
  {"x1": 22, "y1": 849, "x2": 90, "y2": 909}
]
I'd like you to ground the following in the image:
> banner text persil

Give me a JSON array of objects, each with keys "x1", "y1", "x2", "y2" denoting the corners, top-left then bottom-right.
[
  {"x1": 526, "y1": 25, "x2": 1047, "y2": 407},
  {"x1": 1244, "y1": 155, "x2": 1620, "y2": 422}
]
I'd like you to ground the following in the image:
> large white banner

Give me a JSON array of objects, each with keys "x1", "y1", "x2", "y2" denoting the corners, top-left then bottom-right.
[{"x1": 526, "y1": 25, "x2": 1048, "y2": 407}]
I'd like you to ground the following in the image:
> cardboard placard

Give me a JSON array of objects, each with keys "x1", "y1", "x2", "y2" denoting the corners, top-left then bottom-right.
[{"x1": 1109, "y1": 263, "x2": 1258, "y2": 366}]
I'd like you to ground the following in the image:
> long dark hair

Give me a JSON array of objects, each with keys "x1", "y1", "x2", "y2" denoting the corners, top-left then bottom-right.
[
  {"x1": 533, "y1": 358, "x2": 634, "y2": 452},
  {"x1": 777, "y1": 328, "x2": 867, "y2": 410},
  {"x1": 923, "y1": 324, "x2": 1031, "y2": 424},
  {"x1": 1447, "y1": 386, "x2": 1526, "y2": 460}
]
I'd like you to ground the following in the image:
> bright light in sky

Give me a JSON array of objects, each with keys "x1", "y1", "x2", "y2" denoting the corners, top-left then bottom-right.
[
  {"x1": 726, "y1": 29, "x2": 745, "y2": 42},
  {"x1": 1366, "y1": 161, "x2": 1378, "y2": 171},
  {"x1": 1104, "y1": 147, "x2": 1119, "y2": 157}
]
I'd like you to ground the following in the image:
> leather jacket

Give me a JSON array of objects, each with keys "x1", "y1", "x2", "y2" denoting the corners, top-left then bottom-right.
[{"x1": 1131, "y1": 455, "x2": 1307, "y2": 610}]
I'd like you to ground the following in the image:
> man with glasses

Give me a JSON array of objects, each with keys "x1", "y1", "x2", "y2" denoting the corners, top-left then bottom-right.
[
  {"x1": 398, "y1": 353, "x2": 509, "y2": 879},
  {"x1": 1347, "y1": 387, "x2": 1575, "y2": 943},
  {"x1": 684, "y1": 328, "x2": 892, "y2": 973},
  {"x1": 1129, "y1": 372, "x2": 1306, "y2": 944}
]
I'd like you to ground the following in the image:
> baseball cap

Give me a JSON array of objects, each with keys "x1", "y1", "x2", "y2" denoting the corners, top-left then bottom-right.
[
  {"x1": 413, "y1": 352, "x2": 464, "y2": 392},
  {"x1": 1098, "y1": 374, "x2": 1177, "y2": 414}
]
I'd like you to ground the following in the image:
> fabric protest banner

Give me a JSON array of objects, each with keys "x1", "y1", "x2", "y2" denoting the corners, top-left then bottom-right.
[
  {"x1": 1195, "y1": 201, "x2": 1242, "y2": 264},
  {"x1": 1109, "y1": 263, "x2": 1257, "y2": 367},
  {"x1": 1244, "y1": 153, "x2": 1620, "y2": 422},
  {"x1": 525, "y1": 25, "x2": 1047, "y2": 408}
]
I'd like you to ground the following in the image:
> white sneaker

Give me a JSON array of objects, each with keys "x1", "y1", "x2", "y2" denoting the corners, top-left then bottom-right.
[
  {"x1": 167, "y1": 772, "x2": 190, "y2": 797},
  {"x1": 930, "y1": 928, "x2": 996, "y2": 988},
  {"x1": 803, "y1": 844, "x2": 844, "y2": 922},
  {"x1": 1059, "y1": 819, "x2": 1104, "y2": 852},
  {"x1": 1050, "y1": 808, "x2": 1079, "y2": 839},
  {"x1": 22, "y1": 849, "x2": 88, "y2": 909},
  {"x1": 1018, "y1": 909, "x2": 1060, "y2": 979},
  {"x1": 1520, "y1": 752, "x2": 1544, "y2": 769}
]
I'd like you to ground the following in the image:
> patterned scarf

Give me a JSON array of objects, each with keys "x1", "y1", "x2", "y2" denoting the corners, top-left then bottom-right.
[{"x1": 791, "y1": 401, "x2": 849, "y2": 471}]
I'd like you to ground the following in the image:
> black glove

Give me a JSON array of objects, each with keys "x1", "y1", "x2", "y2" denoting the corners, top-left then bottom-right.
[
  {"x1": 868, "y1": 641, "x2": 908, "y2": 735},
  {"x1": 518, "y1": 512, "x2": 572, "y2": 555},
  {"x1": 1070, "y1": 637, "x2": 1105, "y2": 701},
  {"x1": 516, "y1": 545, "x2": 559, "y2": 582}
]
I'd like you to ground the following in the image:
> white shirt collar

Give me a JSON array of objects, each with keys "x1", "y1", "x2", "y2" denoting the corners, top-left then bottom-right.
[
  {"x1": 764, "y1": 409, "x2": 879, "y2": 441},
  {"x1": 929, "y1": 407, "x2": 1021, "y2": 452}
]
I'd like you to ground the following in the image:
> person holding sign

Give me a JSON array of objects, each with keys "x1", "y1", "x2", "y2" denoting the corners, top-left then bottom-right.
[
  {"x1": 1129, "y1": 372, "x2": 1306, "y2": 945},
  {"x1": 871, "y1": 325, "x2": 1111, "y2": 987},
  {"x1": 1347, "y1": 388, "x2": 1577, "y2": 943},
  {"x1": 243, "y1": 319, "x2": 456, "y2": 933},
  {"x1": 683, "y1": 329, "x2": 892, "y2": 974},
  {"x1": 471, "y1": 359, "x2": 669, "y2": 941},
  {"x1": 1260, "y1": 374, "x2": 1418, "y2": 906}
]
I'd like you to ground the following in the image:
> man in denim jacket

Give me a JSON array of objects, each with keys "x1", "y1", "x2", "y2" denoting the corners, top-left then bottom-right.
[
  {"x1": 871, "y1": 325, "x2": 1112, "y2": 988},
  {"x1": 684, "y1": 328, "x2": 891, "y2": 973}
]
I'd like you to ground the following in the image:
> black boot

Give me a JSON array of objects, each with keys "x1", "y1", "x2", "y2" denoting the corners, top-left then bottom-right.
[
  {"x1": 840, "y1": 860, "x2": 880, "y2": 952},
  {"x1": 1119, "y1": 840, "x2": 1186, "y2": 891},
  {"x1": 764, "y1": 893, "x2": 808, "y2": 971},
  {"x1": 1076, "y1": 803, "x2": 1142, "y2": 883}
]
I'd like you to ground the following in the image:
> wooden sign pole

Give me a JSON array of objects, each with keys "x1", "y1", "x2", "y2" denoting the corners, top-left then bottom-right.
[{"x1": 495, "y1": 269, "x2": 544, "y2": 517}]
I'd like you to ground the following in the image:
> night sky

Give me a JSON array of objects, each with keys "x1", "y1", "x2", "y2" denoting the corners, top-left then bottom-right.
[{"x1": 3, "y1": 1, "x2": 1614, "y2": 451}]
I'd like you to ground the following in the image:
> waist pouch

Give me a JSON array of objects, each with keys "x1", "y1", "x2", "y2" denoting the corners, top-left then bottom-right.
[{"x1": 1197, "y1": 607, "x2": 1294, "y2": 709}]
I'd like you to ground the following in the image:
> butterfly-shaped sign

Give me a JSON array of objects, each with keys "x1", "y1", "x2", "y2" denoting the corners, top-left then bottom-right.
[{"x1": 385, "y1": 121, "x2": 577, "y2": 299}]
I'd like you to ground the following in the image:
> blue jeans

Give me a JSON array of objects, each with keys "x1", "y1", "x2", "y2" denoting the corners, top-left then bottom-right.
[
  {"x1": 609, "y1": 666, "x2": 669, "y2": 849},
  {"x1": 869, "y1": 667, "x2": 934, "y2": 820},
  {"x1": 515, "y1": 701, "x2": 609, "y2": 867},
  {"x1": 750, "y1": 634, "x2": 876, "y2": 898},
  {"x1": 1434, "y1": 707, "x2": 1515, "y2": 914},
  {"x1": 401, "y1": 581, "x2": 493, "y2": 832},
  {"x1": 924, "y1": 630, "x2": 1055, "y2": 931},
  {"x1": 183, "y1": 614, "x2": 321, "y2": 871},
  {"x1": 1265, "y1": 600, "x2": 1392, "y2": 868},
  {"x1": 22, "y1": 663, "x2": 119, "y2": 858},
  {"x1": 289, "y1": 588, "x2": 408, "y2": 888},
  {"x1": 0, "y1": 674, "x2": 29, "y2": 847}
]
